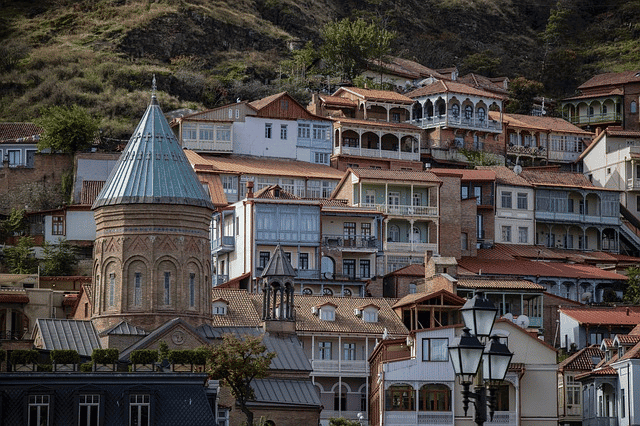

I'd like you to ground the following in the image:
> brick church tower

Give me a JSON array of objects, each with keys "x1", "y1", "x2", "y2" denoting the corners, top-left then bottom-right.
[{"x1": 91, "y1": 83, "x2": 214, "y2": 332}]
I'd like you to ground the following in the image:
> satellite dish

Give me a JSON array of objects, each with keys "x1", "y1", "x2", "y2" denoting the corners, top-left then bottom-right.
[
  {"x1": 502, "y1": 313, "x2": 514, "y2": 322},
  {"x1": 515, "y1": 315, "x2": 530, "y2": 329},
  {"x1": 581, "y1": 292, "x2": 592, "y2": 302},
  {"x1": 513, "y1": 164, "x2": 522, "y2": 175}
]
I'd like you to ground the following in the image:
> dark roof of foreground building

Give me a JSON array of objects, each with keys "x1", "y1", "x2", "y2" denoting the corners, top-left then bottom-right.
[{"x1": 93, "y1": 90, "x2": 213, "y2": 210}]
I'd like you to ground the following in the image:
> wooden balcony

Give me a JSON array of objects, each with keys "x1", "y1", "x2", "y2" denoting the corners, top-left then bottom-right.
[
  {"x1": 311, "y1": 359, "x2": 369, "y2": 375},
  {"x1": 322, "y1": 234, "x2": 381, "y2": 251},
  {"x1": 182, "y1": 139, "x2": 232, "y2": 153},
  {"x1": 211, "y1": 236, "x2": 235, "y2": 254},
  {"x1": 357, "y1": 203, "x2": 438, "y2": 218},
  {"x1": 335, "y1": 146, "x2": 420, "y2": 161},
  {"x1": 535, "y1": 211, "x2": 620, "y2": 226},
  {"x1": 410, "y1": 115, "x2": 502, "y2": 133},
  {"x1": 385, "y1": 411, "x2": 454, "y2": 426}
]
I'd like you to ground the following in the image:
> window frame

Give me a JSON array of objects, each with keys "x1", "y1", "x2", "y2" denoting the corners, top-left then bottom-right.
[
  {"x1": 501, "y1": 191, "x2": 512, "y2": 209},
  {"x1": 422, "y1": 338, "x2": 448, "y2": 361},
  {"x1": 318, "y1": 341, "x2": 332, "y2": 360},
  {"x1": 27, "y1": 393, "x2": 52, "y2": 426},
  {"x1": 129, "y1": 393, "x2": 152, "y2": 426},
  {"x1": 280, "y1": 124, "x2": 288, "y2": 140},
  {"x1": 517, "y1": 192, "x2": 528, "y2": 210},
  {"x1": 52, "y1": 215, "x2": 65, "y2": 236},
  {"x1": 264, "y1": 123, "x2": 272, "y2": 139},
  {"x1": 77, "y1": 394, "x2": 101, "y2": 426}
]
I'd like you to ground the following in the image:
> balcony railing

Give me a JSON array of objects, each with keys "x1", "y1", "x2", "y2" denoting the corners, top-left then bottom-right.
[
  {"x1": 182, "y1": 139, "x2": 233, "y2": 153},
  {"x1": 385, "y1": 241, "x2": 438, "y2": 253},
  {"x1": 311, "y1": 359, "x2": 369, "y2": 374},
  {"x1": 507, "y1": 144, "x2": 547, "y2": 157},
  {"x1": 0, "y1": 331, "x2": 24, "y2": 340},
  {"x1": 582, "y1": 418, "x2": 618, "y2": 426},
  {"x1": 321, "y1": 410, "x2": 367, "y2": 421},
  {"x1": 322, "y1": 235, "x2": 381, "y2": 250},
  {"x1": 486, "y1": 411, "x2": 517, "y2": 425},
  {"x1": 212, "y1": 236, "x2": 235, "y2": 253},
  {"x1": 357, "y1": 203, "x2": 438, "y2": 217},
  {"x1": 386, "y1": 411, "x2": 453, "y2": 426},
  {"x1": 627, "y1": 178, "x2": 640, "y2": 190},
  {"x1": 409, "y1": 115, "x2": 502, "y2": 133},
  {"x1": 566, "y1": 112, "x2": 622, "y2": 126},
  {"x1": 535, "y1": 211, "x2": 620, "y2": 226},
  {"x1": 336, "y1": 146, "x2": 420, "y2": 161},
  {"x1": 296, "y1": 269, "x2": 320, "y2": 280},
  {"x1": 213, "y1": 275, "x2": 229, "y2": 286}
]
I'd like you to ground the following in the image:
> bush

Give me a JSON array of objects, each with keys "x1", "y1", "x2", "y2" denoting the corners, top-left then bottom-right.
[
  {"x1": 130, "y1": 349, "x2": 158, "y2": 365},
  {"x1": 10, "y1": 349, "x2": 39, "y2": 365},
  {"x1": 0, "y1": 349, "x2": 6, "y2": 363},
  {"x1": 80, "y1": 362, "x2": 93, "y2": 372},
  {"x1": 168, "y1": 349, "x2": 193, "y2": 365},
  {"x1": 92, "y1": 348, "x2": 119, "y2": 364},
  {"x1": 192, "y1": 347, "x2": 208, "y2": 365},
  {"x1": 51, "y1": 349, "x2": 80, "y2": 364},
  {"x1": 37, "y1": 363, "x2": 53, "y2": 372}
]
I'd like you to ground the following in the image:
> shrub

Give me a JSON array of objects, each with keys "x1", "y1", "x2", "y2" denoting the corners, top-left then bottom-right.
[
  {"x1": 168, "y1": 349, "x2": 194, "y2": 365},
  {"x1": 0, "y1": 349, "x2": 6, "y2": 363},
  {"x1": 130, "y1": 349, "x2": 158, "y2": 365},
  {"x1": 92, "y1": 348, "x2": 119, "y2": 364},
  {"x1": 10, "y1": 349, "x2": 39, "y2": 365},
  {"x1": 37, "y1": 363, "x2": 53, "y2": 372},
  {"x1": 80, "y1": 362, "x2": 93, "y2": 372},
  {"x1": 192, "y1": 347, "x2": 208, "y2": 365},
  {"x1": 51, "y1": 349, "x2": 80, "y2": 364}
]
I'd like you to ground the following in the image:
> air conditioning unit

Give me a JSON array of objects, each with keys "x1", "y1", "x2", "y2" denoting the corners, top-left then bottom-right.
[
  {"x1": 311, "y1": 306, "x2": 319, "y2": 316},
  {"x1": 406, "y1": 336, "x2": 414, "y2": 347},
  {"x1": 354, "y1": 308, "x2": 362, "y2": 317}
]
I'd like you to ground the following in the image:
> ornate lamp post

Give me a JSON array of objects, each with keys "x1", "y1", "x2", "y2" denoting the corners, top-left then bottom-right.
[{"x1": 449, "y1": 292, "x2": 513, "y2": 426}]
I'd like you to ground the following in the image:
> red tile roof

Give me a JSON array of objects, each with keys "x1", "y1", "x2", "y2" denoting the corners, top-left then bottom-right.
[
  {"x1": 385, "y1": 263, "x2": 426, "y2": 277},
  {"x1": 0, "y1": 123, "x2": 42, "y2": 144},
  {"x1": 405, "y1": 80, "x2": 505, "y2": 100},
  {"x1": 519, "y1": 167, "x2": 607, "y2": 190},
  {"x1": 458, "y1": 73, "x2": 509, "y2": 95},
  {"x1": 576, "y1": 366, "x2": 617, "y2": 379},
  {"x1": 459, "y1": 258, "x2": 627, "y2": 281},
  {"x1": 248, "y1": 91, "x2": 287, "y2": 110},
  {"x1": 330, "y1": 116, "x2": 422, "y2": 131},
  {"x1": 578, "y1": 70, "x2": 640, "y2": 90},
  {"x1": 253, "y1": 185, "x2": 300, "y2": 200},
  {"x1": 476, "y1": 166, "x2": 532, "y2": 187},
  {"x1": 0, "y1": 293, "x2": 29, "y2": 303},
  {"x1": 563, "y1": 87, "x2": 624, "y2": 102},
  {"x1": 457, "y1": 277, "x2": 545, "y2": 291},
  {"x1": 349, "y1": 168, "x2": 442, "y2": 183},
  {"x1": 560, "y1": 306, "x2": 640, "y2": 326},
  {"x1": 335, "y1": 87, "x2": 414, "y2": 104},
  {"x1": 615, "y1": 334, "x2": 640, "y2": 345},
  {"x1": 558, "y1": 345, "x2": 604, "y2": 371},
  {"x1": 185, "y1": 151, "x2": 345, "y2": 180},
  {"x1": 496, "y1": 112, "x2": 593, "y2": 135},
  {"x1": 431, "y1": 168, "x2": 496, "y2": 182},
  {"x1": 392, "y1": 288, "x2": 466, "y2": 309},
  {"x1": 319, "y1": 95, "x2": 357, "y2": 107}
]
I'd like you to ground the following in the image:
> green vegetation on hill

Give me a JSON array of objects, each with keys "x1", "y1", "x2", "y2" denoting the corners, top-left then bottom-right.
[{"x1": 0, "y1": 0, "x2": 639, "y2": 141}]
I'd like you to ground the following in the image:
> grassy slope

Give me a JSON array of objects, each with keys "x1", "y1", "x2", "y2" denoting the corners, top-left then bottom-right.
[{"x1": 0, "y1": 0, "x2": 639, "y2": 140}]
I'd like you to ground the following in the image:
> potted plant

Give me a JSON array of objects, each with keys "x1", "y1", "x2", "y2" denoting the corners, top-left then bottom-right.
[
  {"x1": 192, "y1": 347, "x2": 208, "y2": 372},
  {"x1": 0, "y1": 349, "x2": 6, "y2": 372},
  {"x1": 10, "y1": 349, "x2": 39, "y2": 371},
  {"x1": 168, "y1": 349, "x2": 194, "y2": 372},
  {"x1": 91, "y1": 348, "x2": 119, "y2": 371},
  {"x1": 130, "y1": 349, "x2": 158, "y2": 372},
  {"x1": 51, "y1": 349, "x2": 80, "y2": 371}
]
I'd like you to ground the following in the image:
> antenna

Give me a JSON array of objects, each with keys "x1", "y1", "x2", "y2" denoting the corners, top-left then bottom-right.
[{"x1": 152, "y1": 74, "x2": 157, "y2": 97}]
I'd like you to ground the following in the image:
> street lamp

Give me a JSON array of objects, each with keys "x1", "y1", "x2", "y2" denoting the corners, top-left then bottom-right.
[{"x1": 449, "y1": 292, "x2": 513, "y2": 426}]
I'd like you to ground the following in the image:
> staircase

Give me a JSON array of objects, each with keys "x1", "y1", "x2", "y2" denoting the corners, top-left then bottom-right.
[{"x1": 619, "y1": 204, "x2": 640, "y2": 256}]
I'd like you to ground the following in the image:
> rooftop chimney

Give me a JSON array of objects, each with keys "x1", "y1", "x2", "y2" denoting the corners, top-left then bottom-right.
[{"x1": 246, "y1": 181, "x2": 254, "y2": 198}]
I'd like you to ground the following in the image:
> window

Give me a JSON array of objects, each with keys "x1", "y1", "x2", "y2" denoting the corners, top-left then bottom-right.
[
  {"x1": 451, "y1": 104, "x2": 460, "y2": 118},
  {"x1": 108, "y1": 273, "x2": 115, "y2": 307},
  {"x1": 334, "y1": 388, "x2": 347, "y2": 411},
  {"x1": 413, "y1": 192, "x2": 422, "y2": 206},
  {"x1": 343, "y1": 259, "x2": 356, "y2": 279},
  {"x1": 461, "y1": 186, "x2": 469, "y2": 200},
  {"x1": 199, "y1": 127, "x2": 214, "y2": 141},
  {"x1": 134, "y1": 272, "x2": 142, "y2": 306},
  {"x1": 343, "y1": 343, "x2": 356, "y2": 360},
  {"x1": 464, "y1": 105, "x2": 473, "y2": 119},
  {"x1": 322, "y1": 181, "x2": 336, "y2": 198},
  {"x1": 265, "y1": 123, "x2": 272, "y2": 139},
  {"x1": 52, "y1": 215, "x2": 65, "y2": 235},
  {"x1": 319, "y1": 341, "x2": 332, "y2": 359},
  {"x1": 637, "y1": 195, "x2": 640, "y2": 212},
  {"x1": 163, "y1": 272, "x2": 171, "y2": 305},
  {"x1": 280, "y1": 124, "x2": 288, "y2": 139},
  {"x1": 518, "y1": 227, "x2": 528, "y2": 244},
  {"x1": 359, "y1": 259, "x2": 371, "y2": 278},
  {"x1": 235, "y1": 109, "x2": 240, "y2": 119},
  {"x1": 361, "y1": 223, "x2": 371, "y2": 236},
  {"x1": 29, "y1": 395, "x2": 50, "y2": 426},
  {"x1": 501, "y1": 191, "x2": 512, "y2": 208},
  {"x1": 502, "y1": 226, "x2": 512, "y2": 242},
  {"x1": 189, "y1": 273, "x2": 195, "y2": 307},
  {"x1": 312, "y1": 125, "x2": 327, "y2": 140},
  {"x1": 259, "y1": 252, "x2": 270, "y2": 269},
  {"x1": 621, "y1": 389, "x2": 626, "y2": 418},
  {"x1": 517, "y1": 193, "x2": 528, "y2": 209},
  {"x1": 228, "y1": 108, "x2": 233, "y2": 119},
  {"x1": 313, "y1": 152, "x2": 329, "y2": 164},
  {"x1": 281, "y1": 100, "x2": 289, "y2": 110},
  {"x1": 344, "y1": 222, "x2": 356, "y2": 238},
  {"x1": 422, "y1": 338, "x2": 448, "y2": 361},
  {"x1": 477, "y1": 107, "x2": 486, "y2": 121},
  {"x1": 78, "y1": 394, "x2": 100, "y2": 426},
  {"x1": 363, "y1": 307, "x2": 378, "y2": 322},
  {"x1": 566, "y1": 375, "x2": 581, "y2": 407},
  {"x1": 320, "y1": 306, "x2": 335, "y2": 321},
  {"x1": 391, "y1": 112, "x2": 400, "y2": 122},
  {"x1": 474, "y1": 186, "x2": 482, "y2": 205},
  {"x1": 632, "y1": 101, "x2": 638, "y2": 114},
  {"x1": 217, "y1": 408, "x2": 230, "y2": 426},
  {"x1": 307, "y1": 180, "x2": 321, "y2": 198},
  {"x1": 385, "y1": 385, "x2": 415, "y2": 411},
  {"x1": 221, "y1": 176, "x2": 238, "y2": 194},
  {"x1": 298, "y1": 253, "x2": 309, "y2": 270},
  {"x1": 364, "y1": 190, "x2": 376, "y2": 205},
  {"x1": 476, "y1": 214, "x2": 484, "y2": 239},
  {"x1": 419, "y1": 384, "x2": 451, "y2": 411},
  {"x1": 461, "y1": 233, "x2": 468, "y2": 250},
  {"x1": 298, "y1": 124, "x2": 310, "y2": 138},
  {"x1": 129, "y1": 394, "x2": 150, "y2": 426},
  {"x1": 494, "y1": 385, "x2": 509, "y2": 411},
  {"x1": 212, "y1": 301, "x2": 227, "y2": 315},
  {"x1": 183, "y1": 124, "x2": 197, "y2": 141},
  {"x1": 8, "y1": 149, "x2": 20, "y2": 167}
]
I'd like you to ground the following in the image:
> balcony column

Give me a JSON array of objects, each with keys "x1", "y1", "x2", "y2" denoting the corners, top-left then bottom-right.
[
  {"x1": 378, "y1": 131, "x2": 383, "y2": 157},
  {"x1": 358, "y1": 129, "x2": 363, "y2": 157},
  {"x1": 337, "y1": 127, "x2": 343, "y2": 155},
  {"x1": 386, "y1": 105, "x2": 390, "y2": 122},
  {"x1": 409, "y1": 219, "x2": 415, "y2": 251}
]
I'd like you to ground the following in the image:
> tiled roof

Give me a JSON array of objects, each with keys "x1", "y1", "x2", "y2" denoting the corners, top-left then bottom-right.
[
  {"x1": 476, "y1": 166, "x2": 532, "y2": 187},
  {"x1": 619, "y1": 342, "x2": 640, "y2": 360},
  {"x1": 80, "y1": 180, "x2": 105, "y2": 205},
  {"x1": 577, "y1": 70, "x2": 640, "y2": 89},
  {"x1": 0, "y1": 122, "x2": 42, "y2": 143},
  {"x1": 630, "y1": 324, "x2": 640, "y2": 335},
  {"x1": 248, "y1": 91, "x2": 287, "y2": 110},
  {"x1": 558, "y1": 345, "x2": 603, "y2": 371},
  {"x1": 349, "y1": 168, "x2": 441, "y2": 183},
  {"x1": 602, "y1": 126, "x2": 640, "y2": 138},
  {"x1": 319, "y1": 95, "x2": 357, "y2": 107},
  {"x1": 93, "y1": 94, "x2": 214, "y2": 210},
  {"x1": 614, "y1": 334, "x2": 640, "y2": 345},
  {"x1": 371, "y1": 57, "x2": 446, "y2": 80},
  {"x1": 186, "y1": 151, "x2": 345, "y2": 180},
  {"x1": 392, "y1": 289, "x2": 466, "y2": 309},
  {"x1": 560, "y1": 306, "x2": 640, "y2": 326},
  {"x1": 254, "y1": 184, "x2": 300, "y2": 200},
  {"x1": 431, "y1": 168, "x2": 496, "y2": 182},
  {"x1": 576, "y1": 366, "x2": 617, "y2": 380},
  {"x1": 0, "y1": 289, "x2": 29, "y2": 304},
  {"x1": 457, "y1": 278, "x2": 545, "y2": 291},
  {"x1": 385, "y1": 263, "x2": 425, "y2": 277},
  {"x1": 405, "y1": 79, "x2": 504, "y2": 100},
  {"x1": 519, "y1": 167, "x2": 603, "y2": 190},
  {"x1": 458, "y1": 73, "x2": 509, "y2": 95},
  {"x1": 257, "y1": 294, "x2": 408, "y2": 336},
  {"x1": 330, "y1": 116, "x2": 422, "y2": 131},
  {"x1": 35, "y1": 318, "x2": 101, "y2": 357},
  {"x1": 199, "y1": 172, "x2": 227, "y2": 206},
  {"x1": 563, "y1": 87, "x2": 624, "y2": 101},
  {"x1": 210, "y1": 288, "x2": 262, "y2": 327},
  {"x1": 336, "y1": 87, "x2": 414, "y2": 103},
  {"x1": 496, "y1": 112, "x2": 593, "y2": 135},
  {"x1": 458, "y1": 258, "x2": 627, "y2": 280}
]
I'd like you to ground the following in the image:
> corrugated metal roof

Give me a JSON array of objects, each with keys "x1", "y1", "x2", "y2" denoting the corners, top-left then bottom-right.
[
  {"x1": 251, "y1": 378, "x2": 321, "y2": 407},
  {"x1": 93, "y1": 95, "x2": 213, "y2": 209},
  {"x1": 103, "y1": 320, "x2": 149, "y2": 336},
  {"x1": 35, "y1": 319, "x2": 101, "y2": 356}
]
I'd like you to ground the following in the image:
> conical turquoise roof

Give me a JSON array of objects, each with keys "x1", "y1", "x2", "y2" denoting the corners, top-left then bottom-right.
[{"x1": 93, "y1": 93, "x2": 213, "y2": 210}]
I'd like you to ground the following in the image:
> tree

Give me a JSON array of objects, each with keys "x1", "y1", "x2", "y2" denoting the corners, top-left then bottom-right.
[
  {"x1": 1, "y1": 208, "x2": 28, "y2": 243},
  {"x1": 3, "y1": 236, "x2": 38, "y2": 274},
  {"x1": 623, "y1": 267, "x2": 640, "y2": 305},
  {"x1": 205, "y1": 334, "x2": 276, "y2": 426},
  {"x1": 506, "y1": 77, "x2": 544, "y2": 115},
  {"x1": 321, "y1": 18, "x2": 395, "y2": 83},
  {"x1": 41, "y1": 239, "x2": 79, "y2": 276},
  {"x1": 35, "y1": 104, "x2": 99, "y2": 153}
]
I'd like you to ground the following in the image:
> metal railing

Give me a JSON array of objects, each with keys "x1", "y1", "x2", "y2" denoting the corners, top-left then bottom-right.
[
  {"x1": 356, "y1": 203, "x2": 438, "y2": 217},
  {"x1": 322, "y1": 235, "x2": 381, "y2": 250},
  {"x1": 566, "y1": 112, "x2": 622, "y2": 126}
]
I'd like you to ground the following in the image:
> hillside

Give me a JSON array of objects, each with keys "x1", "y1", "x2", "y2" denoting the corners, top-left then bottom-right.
[{"x1": 0, "y1": 0, "x2": 639, "y2": 141}]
